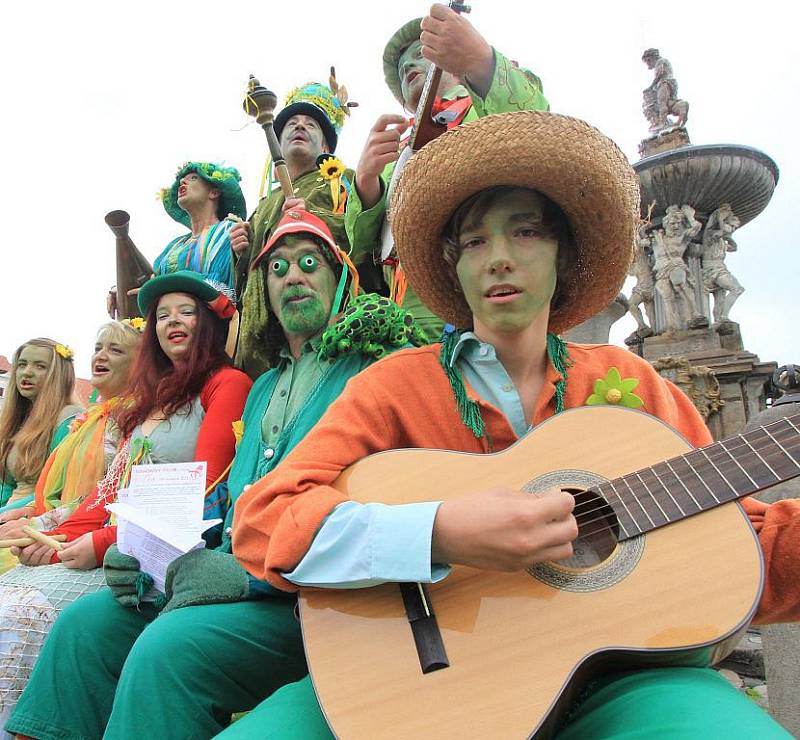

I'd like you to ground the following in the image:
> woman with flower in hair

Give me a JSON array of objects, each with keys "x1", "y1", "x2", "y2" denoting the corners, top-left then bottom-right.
[
  {"x1": 0, "y1": 282, "x2": 249, "y2": 734},
  {"x1": 11, "y1": 272, "x2": 251, "y2": 571},
  {"x1": 0, "y1": 339, "x2": 82, "y2": 518},
  {"x1": 0, "y1": 320, "x2": 143, "y2": 558}
]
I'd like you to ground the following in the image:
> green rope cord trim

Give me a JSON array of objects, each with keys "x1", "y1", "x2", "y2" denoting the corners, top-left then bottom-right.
[
  {"x1": 439, "y1": 330, "x2": 486, "y2": 440},
  {"x1": 547, "y1": 333, "x2": 572, "y2": 414},
  {"x1": 441, "y1": 330, "x2": 572, "y2": 438}
]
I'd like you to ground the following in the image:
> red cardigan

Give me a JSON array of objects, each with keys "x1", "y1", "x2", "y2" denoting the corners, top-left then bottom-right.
[{"x1": 47, "y1": 366, "x2": 252, "y2": 564}]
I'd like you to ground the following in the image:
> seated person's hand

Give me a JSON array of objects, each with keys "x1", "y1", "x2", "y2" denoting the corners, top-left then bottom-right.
[
  {"x1": 58, "y1": 532, "x2": 98, "y2": 570},
  {"x1": 0, "y1": 515, "x2": 33, "y2": 540},
  {"x1": 0, "y1": 506, "x2": 34, "y2": 525},
  {"x1": 104, "y1": 544, "x2": 152, "y2": 607},
  {"x1": 12, "y1": 541, "x2": 56, "y2": 567},
  {"x1": 161, "y1": 549, "x2": 249, "y2": 614}
]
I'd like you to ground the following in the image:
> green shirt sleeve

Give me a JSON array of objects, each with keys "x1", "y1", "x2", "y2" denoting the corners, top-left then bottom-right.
[
  {"x1": 344, "y1": 161, "x2": 394, "y2": 266},
  {"x1": 465, "y1": 48, "x2": 550, "y2": 119}
]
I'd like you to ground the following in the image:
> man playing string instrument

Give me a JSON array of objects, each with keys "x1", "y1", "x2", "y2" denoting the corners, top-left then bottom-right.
[
  {"x1": 346, "y1": 2, "x2": 551, "y2": 342},
  {"x1": 228, "y1": 111, "x2": 800, "y2": 737}
]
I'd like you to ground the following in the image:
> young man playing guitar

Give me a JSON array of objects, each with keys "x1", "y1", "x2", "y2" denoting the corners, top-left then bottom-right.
[
  {"x1": 346, "y1": 2, "x2": 551, "y2": 342},
  {"x1": 231, "y1": 111, "x2": 799, "y2": 738}
]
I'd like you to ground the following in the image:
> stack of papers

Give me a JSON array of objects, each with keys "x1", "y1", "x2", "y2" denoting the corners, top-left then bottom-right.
[{"x1": 107, "y1": 461, "x2": 221, "y2": 597}]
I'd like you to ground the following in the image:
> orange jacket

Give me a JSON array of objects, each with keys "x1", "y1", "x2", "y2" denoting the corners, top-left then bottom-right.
[{"x1": 232, "y1": 342, "x2": 799, "y2": 624}]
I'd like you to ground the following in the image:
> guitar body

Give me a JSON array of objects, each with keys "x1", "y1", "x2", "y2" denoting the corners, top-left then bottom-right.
[{"x1": 299, "y1": 407, "x2": 763, "y2": 739}]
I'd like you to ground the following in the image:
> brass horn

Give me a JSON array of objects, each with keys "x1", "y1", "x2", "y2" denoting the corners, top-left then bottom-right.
[{"x1": 105, "y1": 210, "x2": 153, "y2": 319}]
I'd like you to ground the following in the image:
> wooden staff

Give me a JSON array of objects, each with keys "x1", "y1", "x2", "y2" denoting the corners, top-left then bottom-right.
[{"x1": 243, "y1": 76, "x2": 294, "y2": 199}]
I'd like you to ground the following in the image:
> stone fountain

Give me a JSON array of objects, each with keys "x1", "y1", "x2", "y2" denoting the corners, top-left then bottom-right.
[{"x1": 622, "y1": 48, "x2": 779, "y2": 441}]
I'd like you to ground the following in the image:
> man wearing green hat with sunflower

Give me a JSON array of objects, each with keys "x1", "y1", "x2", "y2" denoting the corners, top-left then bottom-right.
[
  {"x1": 156, "y1": 161, "x2": 248, "y2": 290},
  {"x1": 232, "y1": 79, "x2": 359, "y2": 380},
  {"x1": 345, "y1": 3, "x2": 551, "y2": 342}
]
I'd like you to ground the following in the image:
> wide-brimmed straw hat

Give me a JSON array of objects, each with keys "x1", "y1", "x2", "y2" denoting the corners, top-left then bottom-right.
[{"x1": 390, "y1": 110, "x2": 640, "y2": 334}]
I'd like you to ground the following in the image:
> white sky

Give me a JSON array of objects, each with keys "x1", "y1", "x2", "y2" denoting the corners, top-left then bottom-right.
[{"x1": 1, "y1": 0, "x2": 797, "y2": 378}]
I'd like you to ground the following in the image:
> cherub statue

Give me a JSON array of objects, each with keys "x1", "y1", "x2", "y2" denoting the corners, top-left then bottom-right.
[
  {"x1": 651, "y1": 205, "x2": 707, "y2": 331},
  {"x1": 701, "y1": 203, "x2": 744, "y2": 324},
  {"x1": 642, "y1": 49, "x2": 689, "y2": 133}
]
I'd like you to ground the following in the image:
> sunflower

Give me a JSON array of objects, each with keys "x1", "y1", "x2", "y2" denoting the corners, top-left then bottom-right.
[{"x1": 318, "y1": 156, "x2": 346, "y2": 181}]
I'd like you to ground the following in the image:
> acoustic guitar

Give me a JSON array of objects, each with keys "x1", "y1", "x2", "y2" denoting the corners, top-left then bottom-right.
[{"x1": 299, "y1": 405, "x2": 800, "y2": 738}]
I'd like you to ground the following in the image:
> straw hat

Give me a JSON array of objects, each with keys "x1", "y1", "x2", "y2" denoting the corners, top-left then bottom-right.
[{"x1": 390, "y1": 110, "x2": 640, "y2": 334}]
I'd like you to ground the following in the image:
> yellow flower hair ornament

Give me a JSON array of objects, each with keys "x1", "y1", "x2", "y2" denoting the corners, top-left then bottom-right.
[
  {"x1": 585, "y1": 367, "x2": 643, "y2": 409},
  {"x1": 55, "y1": 344, "x2": 74, "y2": 361},
  {"x1": 122, "y1": 317, "x2": 147, "y2": 333}
]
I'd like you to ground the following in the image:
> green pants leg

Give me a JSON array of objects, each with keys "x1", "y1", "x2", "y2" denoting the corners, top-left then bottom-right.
[
  {"x1": 216, "y1": 675, "x2": 332, "y2": 740},
  {"x1": 7, "y1": 589, "x2": 307, "y2": 740},
  {"x1": 558, "y1": 667, "x2": 792, "y2": 739},
  {"x1": 104, "y1": 597, "x2": 307, "y2": 739},
  {"x1": 215, "y1": 668, "x2": 791, "y2": 739},
  {"x1": 6, "y1": 588, "x2": 157, "y2": 740}
]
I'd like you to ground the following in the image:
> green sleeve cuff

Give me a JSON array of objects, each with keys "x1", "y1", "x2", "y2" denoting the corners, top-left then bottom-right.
[
  {"x1": 466, "y1": 48, "x2": 550, "y2": 118},
  {"x1": 345, "y1": 166, "x2": 392, "y2": 265}
]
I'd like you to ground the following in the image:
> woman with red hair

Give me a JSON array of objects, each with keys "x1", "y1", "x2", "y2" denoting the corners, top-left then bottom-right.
[
  {"x1": 13, "y1": 272, "x2": 252, "y2": 569},
  {"x1": 0, "y1": 273, "x2": 251, "y2": 731}
]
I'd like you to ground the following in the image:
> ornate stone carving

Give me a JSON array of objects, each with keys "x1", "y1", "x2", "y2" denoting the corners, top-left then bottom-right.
[
  {"x1": 651, "y1": 355, "x2": 724, "y2": 419},
  {"x1": 625, "y1": 224, "x2": 656, "y2": 344},
  {"x1": 651, "y1": 205, "x2": 708, "y2": 332},
  {"x1": 642, "y1": 49, "x2": 689, "y2": 134},
  {"x1": 700, "y1": 203, "x2": 744, "y2": 325}
]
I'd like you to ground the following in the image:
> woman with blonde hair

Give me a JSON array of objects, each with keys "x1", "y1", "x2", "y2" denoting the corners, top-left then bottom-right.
[
  {"x1": 0, "y1": 339, "x2": 82, "y2": 517},
  {"x1": 0, "y1": 321, "x2": 143, "y2": 556}
]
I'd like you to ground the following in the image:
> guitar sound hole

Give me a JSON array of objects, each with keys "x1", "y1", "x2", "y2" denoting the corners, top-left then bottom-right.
[{"x1": 558, "y1": 488, "x2": 619, "y2": 569}]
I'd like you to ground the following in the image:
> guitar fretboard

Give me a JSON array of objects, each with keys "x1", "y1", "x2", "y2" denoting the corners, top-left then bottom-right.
[{"x1": 592, "y1": 414, "x2": 800, "y2": 540}]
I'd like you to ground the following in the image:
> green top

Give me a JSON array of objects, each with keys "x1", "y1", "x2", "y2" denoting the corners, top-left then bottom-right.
[
  {"x1": 344, "y1": 48, "x2": 550, "y2": 341},
  {"x1": 260, "y1": 338, "x2": 331, "y2": 445},
  {"x1": 235, "y1": 166, "x2": 355, "y2": 380},
  {"x1": 0, "y1": 410, "x2": 79, "y2": 511}
]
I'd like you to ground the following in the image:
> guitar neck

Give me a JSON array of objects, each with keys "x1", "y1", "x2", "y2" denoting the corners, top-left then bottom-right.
[
  {"x1": 600, "y1": 413, "x2": 800, "y2": 541},
  {"x1": 408, "y1": 66, "x2": 445, "y2": 150}
]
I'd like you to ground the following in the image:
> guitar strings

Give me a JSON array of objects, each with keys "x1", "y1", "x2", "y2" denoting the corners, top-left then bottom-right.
[{"x1": 550, "y1": 427, "x2": 800, "y2": 541}]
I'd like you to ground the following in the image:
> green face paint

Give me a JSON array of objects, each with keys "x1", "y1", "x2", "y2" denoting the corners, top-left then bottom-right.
[
  {"x1": 278, "y1": 286, "x2": 328, "y2": 334},
  {"x1": 267, "y1": 238, "x2": 338, "y2": 341},
  {"x1": 454, "y1": 189, "x2": 559, "y2": 336}
]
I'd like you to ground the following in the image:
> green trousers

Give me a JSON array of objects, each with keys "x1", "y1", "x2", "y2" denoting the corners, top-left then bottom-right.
[
  {"x1": 7, "y1": 589, "x2": 307, "y2": 740},
  {"x1": 217, "y1": 668, "x2": 791, "y2": 739}
]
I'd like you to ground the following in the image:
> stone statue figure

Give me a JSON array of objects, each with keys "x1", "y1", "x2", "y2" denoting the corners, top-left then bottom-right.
[
  {"x1": 625, "y1": 224, "x2": 656, "y2": 342},
  {"x1": 651, "y1": 204, "x2": 707, "y2": 332},
  {"x1": 701, "y1": 203, "x2": 744, "y2": 324},
  {"x1": 642, "y1": 49, "x2": 689, "y2": 133}
]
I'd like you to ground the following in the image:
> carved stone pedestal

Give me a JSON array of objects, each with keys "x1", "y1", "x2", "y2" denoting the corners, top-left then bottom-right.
[
  {"x1": 638, "y1": 127, "x2": 691, "y2": 158},
  {"x1": 636, "y1": 323, "x2": 775, "y2": 440}
]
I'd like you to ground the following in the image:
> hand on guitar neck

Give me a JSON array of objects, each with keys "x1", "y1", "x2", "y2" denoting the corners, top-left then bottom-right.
[
  {"x1": 431, "y1": 486, "x2": 578, "y2": 570},
  {"x1": 420, "y1": 3, "x2": 495, "y2": 98}
]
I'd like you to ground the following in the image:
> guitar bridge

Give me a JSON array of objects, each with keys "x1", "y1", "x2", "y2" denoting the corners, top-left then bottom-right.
[{"x1": 399, "y1": 582, "x2": 450, "y2": 674}]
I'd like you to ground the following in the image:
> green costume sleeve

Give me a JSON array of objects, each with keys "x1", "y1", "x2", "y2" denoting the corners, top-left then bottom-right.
[
  {"x1": 343, "y1": 161, "x2": 394, "y2": 266},
  {"x1": 465, "y1": 48, "x2": 550, "y2": 119}
]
